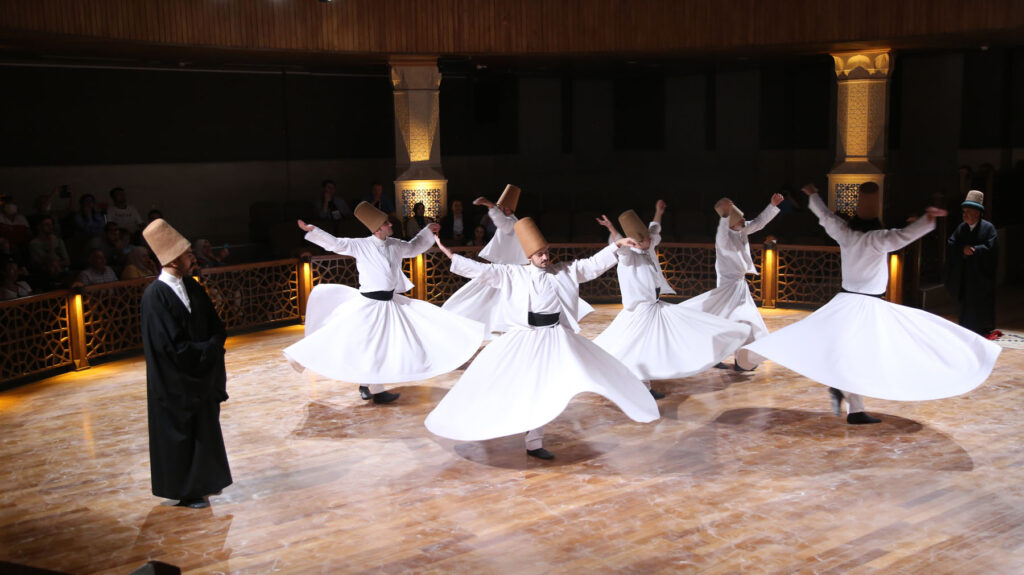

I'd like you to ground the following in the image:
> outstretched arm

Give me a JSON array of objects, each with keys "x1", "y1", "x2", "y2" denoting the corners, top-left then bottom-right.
[
  {"x1": 297, "y1": 219, "x2": 353, "y2": 255},
  {"x1": 596, "y1": 214, "x2": 622, "y2": 243},
  {"x1": 572, "y1": 238, "x2": 640, "y2": 283},
  {"x1": 802, "y1": 184, "x2": 856, "y2": 246},
  {"x1": 653, "y1": 199, "x2": 666, "y2": 225},
  {"x1": 743, "y1": 194, "x2": 783, "y2": 236},
  {"x1": 397, "y1": 223, "x2": 441, "y2": 257}
]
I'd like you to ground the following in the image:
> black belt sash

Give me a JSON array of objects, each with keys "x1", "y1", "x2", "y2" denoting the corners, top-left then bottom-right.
[
  {"x1": 655, "y1": 287, "x2": 661, "y2": 299},
  {"x1": 840, "y1": 287, "x2": 884, "y2": 299},
  {"x1": 528, "y1": 311, "x2": 561, "y2": 327},
  {"x1": 361, "y1": 290, "x2": 395, "y2": 301}
]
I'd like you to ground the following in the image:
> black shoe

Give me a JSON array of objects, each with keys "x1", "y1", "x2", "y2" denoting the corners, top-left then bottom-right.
[
  {"x1": 526, "y1": 448, "x2": 554, "y2": 460},
  {"x1": 649, "y1": 389, "x2": 666, "y2": 400},
  {"x1": 733, "y1": 362, "x2": 756, "y2": 372},
  {"x1": 175, "y1": 497, "x2": 209, "y2": 509},
  {"x1": 372, "y1": 391, "x2": 400, "y2": 404},
  {"x1": 828, "y1": 387, "x2": 844, "y2": 417},
  {"x1": 359, "y1": 386, "x2": 372, "y2": 400},
  {"x1": 713, "y1": 362, "x2": 730, "y2": 369},
  {"x1": 847, "y1": 412, "x2": 881, "y2": 425}
]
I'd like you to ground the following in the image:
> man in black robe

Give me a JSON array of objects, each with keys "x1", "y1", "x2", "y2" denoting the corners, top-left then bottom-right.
[
  {"x1": 946, "y1": 190, "x2": 998, "y2": 337},
  {"x1": 141, "y1": 219, "x2": 232, "y2": 509}
]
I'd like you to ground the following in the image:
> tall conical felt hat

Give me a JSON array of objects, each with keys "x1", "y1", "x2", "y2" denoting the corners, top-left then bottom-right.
[
  {"x1": 856, "y1": 182, "x2": 882, "y2": 220},
  {"x1": 497, "y1": 184, "x2": 521, "y2": 212},
  {"x1": 354, "y1": 201, "x2": 388, "y2": 232},
  {"x1": 714, "y1": 198, "x2": 744, "y2": 227},
  {"x1": 618, "y1": 209, "x2": 649, "y2": 242},
  {"x1": 962, "y1": 189, "x2": 985, "y2": 211},
  {"x1": 514, "y1": 217, "x2": 548, "y2": 258},
  {"x1": 143, "y1": 219, "x2": 191, "y2": 266}
]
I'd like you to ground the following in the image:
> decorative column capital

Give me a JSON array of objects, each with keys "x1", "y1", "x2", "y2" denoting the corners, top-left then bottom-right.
[
  {"x1": 389, "y1": 56, "x2": 441, "y2": 91},
  {"x1": 832, "y1": 50, "x2": 892, "y2": 80}
]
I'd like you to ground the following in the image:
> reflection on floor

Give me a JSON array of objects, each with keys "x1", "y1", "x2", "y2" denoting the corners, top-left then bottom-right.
[{"x1": 1, "y1": 305, "x2": 1022, "y2": 573}]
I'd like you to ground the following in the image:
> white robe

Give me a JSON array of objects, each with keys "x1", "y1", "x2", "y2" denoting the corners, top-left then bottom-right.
[
  {"x1": 283, "y1": 226, "x2": 484, "y2": 385},
  {"x1": 443, "y1": 205, "x2": 593, "y2": 339},
  {"x1": 743, "y1": 194, "x2": 1001, "y2": 401},
  {"x1": 594, "y1": 222, "x2": 751, "y2": 380},
  {"x1": 425, "y1": 246, "x2": 659, "y2": 442},
  {"x1": 679, "y1": 202, "x2": 779, "y2": 366}
]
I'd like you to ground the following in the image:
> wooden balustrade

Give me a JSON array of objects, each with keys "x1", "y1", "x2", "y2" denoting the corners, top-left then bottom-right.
[{"x1": 2, "y1": 242, "x2": 907, "y2": 386}]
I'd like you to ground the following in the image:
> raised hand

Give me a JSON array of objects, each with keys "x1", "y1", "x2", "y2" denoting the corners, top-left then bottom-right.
[
  {"x1": 427, "y1": 223, "x2": 441, "y2": 234},
  {"x1": 596, "y1": 214, "x2": 614, "y2": 229},
  {"x1": 473, "y1": 196, "x2": 495, "y2": 209},
  {"x1": 297, "y1": 219, "x2": 314, "y2": 232},
  {"x1": 924, "y1": 207, "x2": 947, "y2": 222},
  {"x1": 434, "y1": 234, "x2": 453, "y2": 258},
  {"x1": 801, "y1": 184, "x2": 818, "y2": 196},
  {"x1": 615, "y1": 237, "x2": 640, "y2": 249},
  {"x1": 655, "y1": 199, "x2": 667, "y2": 212},
  {"x1": 770, "y1": 193, "x2": 784, "y2": 206}
]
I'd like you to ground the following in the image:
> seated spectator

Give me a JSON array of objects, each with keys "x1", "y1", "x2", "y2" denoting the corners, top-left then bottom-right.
[
  {"x1": 121, "y1": 245, "x2": 157, "y2": 279},
  {"x1": 32, "y1": 188, "x2": 69, "y2": 238},
  {"x1": 439, "y1": 200, "x2": 468, "y2": 243},
  {"x1": 465, "y1": 225, "x2": 488, "y2": 246},
  {"x1": 73, "y1": 193, "x2": 107, "y2": 239},
  {"x1": 194, "y1": 239, "x2": 229, "y2": 268},
  {"x1": 86, "y1": 222, "x2": 128, "y2": 272},
  {"x1": 0, "y1": 193, "x2": 32, "y2": 249},
  {"x1": 77, "y1": 249, "x2": 118, "y2": 286},
  {"x1": 0, "y1": 255, "x2": 32, "y2": 300},
  {"x1": 147, "y1": 208, "x2": 163, "y2": 223},
  {"x1": 28, "y1": 215, "x2": 72, "y2": 286},
  {"x1": 317, "y1": 179, "x2": 352, "y2": 221},
  {"x1": 105, "y1": 187, "x2": 144, "y2": 237},
  {"x1": 403, "y1": 202, "x2": 435, "y2": 238},
  {"x1": 363, "y1": 182, "x2": 398, "y2": 225}
]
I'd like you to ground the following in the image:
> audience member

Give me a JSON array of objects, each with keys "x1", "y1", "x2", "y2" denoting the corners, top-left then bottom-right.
[
  {"x1": 121, "y1": 245, "x2": 158, "y2": 279},
  {"x1": 0, "y1": 255, "x2": 32, "y2": 300},
  {"x1": 363, "y1": 182, "x2": 397, "y2": 222},
  {"x1": 73, "y1": 193, "x2": 107, "y2": 239},
  {"x1": 466, "y1": 225, "x2": 487, "y2": 246},
  {"x1": 439, "y1": 200, "x2": 468, "y2": 243},
  {"x1": 32, "y1": 188, "x2": 69, "y2": 238},
  {"x1": 77, "y1": 248, "x2": 119, "y2": 285},
  {"x1": 27, "y1": 214, "x2": 72, "y2": 286},
  {"x1": 403, "y1": 202, "x2": 435, "y2": 238},
  {"x1": 0, "y1": 193, "x2": 32, "y2": 249},
  {"x1": 317, "y1": 179, "x2": 352, "y2": 221},
  {"x1": 194, "y1": 239, "x2": 230, "y2": 268},
  {"x1": 87, "y1": 222, "x2": 129, "y2": 272},
  {"x1": 105, "y1": 187, "x2": 144, "y2": 236}
]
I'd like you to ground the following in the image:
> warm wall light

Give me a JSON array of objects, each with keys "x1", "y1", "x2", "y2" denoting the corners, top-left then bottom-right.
[
  {"x1": 298, "y1": 258, "x2": 313, "y2": 321},
  {"x1": 886, "y1": 252, "x2": 903, "y2": 304},
  {"x1": 760, "y1": 239, "x2": 778, "y2": 309},
  {"x1": 411, "y1": 254, "x2": 427, "y2": 300},
  {"x1": 395, "y1": 179, "x2": 447, "y2": 220},
  {"x1": 68, "y1": 291, "x2": 89, "y2": 370}
]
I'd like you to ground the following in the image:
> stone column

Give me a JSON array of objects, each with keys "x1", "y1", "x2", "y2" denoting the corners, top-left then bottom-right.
[
  {"x1": 828, "y1": 50, "x2": 892, "y2": 219},
  {"x1": 390, "y1": 56, "x2": 447, "y2": 222}
]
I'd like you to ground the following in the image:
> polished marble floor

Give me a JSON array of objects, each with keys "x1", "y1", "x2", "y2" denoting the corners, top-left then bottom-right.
[{"x1": 1, "y1": 304, "x2": 1022, "y2": 574}]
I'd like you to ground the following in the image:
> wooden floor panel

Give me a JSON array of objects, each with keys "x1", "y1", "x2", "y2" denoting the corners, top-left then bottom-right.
[{"x1": 1, "y1": 305, "x2": 1022, "y2": 574}]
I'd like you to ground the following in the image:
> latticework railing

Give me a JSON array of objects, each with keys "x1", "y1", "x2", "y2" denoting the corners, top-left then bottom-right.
[
  {"x1": 201, "y1": 259, "x2": 300, "y2": 330},
  {"x1": 0, "y1": 291, "x2": 73, "y2": 381},
  {"x1": 0, "y1": 241, "x2": 871, "y2": 385}
]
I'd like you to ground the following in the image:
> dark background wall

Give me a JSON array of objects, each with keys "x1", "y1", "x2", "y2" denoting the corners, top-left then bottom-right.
[{"x1": 1, "y1": 48, "x2": 1022, "y2": 248}]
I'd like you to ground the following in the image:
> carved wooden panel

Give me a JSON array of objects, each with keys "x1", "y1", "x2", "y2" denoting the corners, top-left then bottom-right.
[
  {"x1": 776, "y1": 246, "x2": 842, "y2": 307},
  {"x1": 82, "y1": 278, "x2": 152, "y2": 359},
  {"x1": 199, "y1": 260, "x2": 299, "y2": 330},
  {"x1": 422, "y1": 247, "x2": 483, "y2": 305},
  {"x1": 658, "y1": 243, "x2": 717, "y2": 299},
  {"x1": 311, "y1": 255, "x2": 359, "y2": 288},
  {"x1": 0, "y1": 291, "x2": 72, "y2": 381}
]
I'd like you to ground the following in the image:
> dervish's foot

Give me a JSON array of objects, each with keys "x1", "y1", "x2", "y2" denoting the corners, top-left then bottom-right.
[
  {"x1": 372, "y1": 391, "x2": 401, "y2": 404},
  {"x1": 846, "y1": 412, "x2": 881, "y2": 425},
  {"x1": 828, "y1": 387, "x2": 844, "y2": 417},
  {"x1": 713, "y1": 362, "x2": 730, "y2": 369},
  {"x1": 359, "y1": 386, "x2": 373, "y2": 400},
  {"x1": 526, "y1": 448, "x2": 555, "y2": 460},
  {"x1": 649, "y1": 389, "x2": 666, "y2": 400},
  {"x1": 175, "y1": 497, "x2": 209, "y2": 509}
]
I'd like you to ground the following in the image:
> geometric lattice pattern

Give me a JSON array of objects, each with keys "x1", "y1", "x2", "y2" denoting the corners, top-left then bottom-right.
[
  {"x1": 311, "y1": 255, "x2": 359, "y2": 289},
  {"x1": 776, "y1": 246, "x2": 842, "y2": 307},
  {"x1": 82, "y1": 278, "x2": 153, "y2": 359},
  {"x1": 835, "y1": 183, "x2": 860, "y2": 217},
  {"x1": 423, "y1": 247, "x2": 483, "y2": 304},
  {"x1": 0, "y1": 291, "x2": 72, "y2": 381},
  {"x1": 199, "y1": 260, "x2": 300, "y2": 331},
  {"x1": 399, "y1": 187, "x2": 443, "y2": 220},
  {"x1": 658, "y1": 243, "x2": 717, "y2": 299}
]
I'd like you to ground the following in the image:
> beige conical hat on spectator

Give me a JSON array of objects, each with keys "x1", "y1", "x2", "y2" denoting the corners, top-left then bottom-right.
[
  {"x1": 856, "y1": 182, "x2": 881, "y2": 220},
  {"x1": 514, "y1": 217, "x2": 548, "y2": 258},
  {"x1": 962, "y1": 189, "x2": 985, "y2": 211},
  {"x1": 618, "y1": 209, "x2": 649, "y2": 242},
  {"x1": 354, "y1": 201, "x2": 388, "y2": 233},
  {"x1": 143, "y1": 219, "x2": 191, "y2": 266},
  {"x1": 497, "y1": 184, "x2": 521, "y2": 212},
  {"x1": 714, "y1": 198, "x2": 744, "y2": 227}
]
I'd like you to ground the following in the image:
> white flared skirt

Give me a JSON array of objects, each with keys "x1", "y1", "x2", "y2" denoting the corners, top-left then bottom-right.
[
  {"x1": 678, "y1": 278, "x2": 768, "y2": 342},
  {"x1": 742, "y1": 293, "x2": 1001, "y2": 401},
  {"x1": 442, "y1": 277, "x2": 594, "y2": 340},
  {"x1": 425, "y1": 324, "x2": 659, "y2": 441},
  {"x1": 284, "y1": 284, "x2": 484, "y2": 384},
  {"x1": 593, "y1": 300, "x2": 752, "y2": 380}
]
